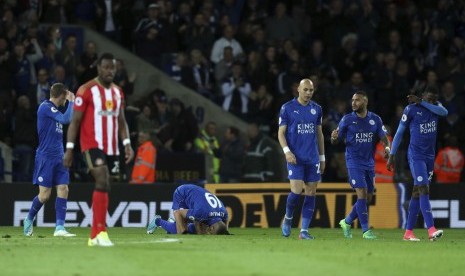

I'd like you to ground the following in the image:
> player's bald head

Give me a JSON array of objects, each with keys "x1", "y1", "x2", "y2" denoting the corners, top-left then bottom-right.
[{"x1": 299, "y1": 78, "x2": 313, "y2": 87}]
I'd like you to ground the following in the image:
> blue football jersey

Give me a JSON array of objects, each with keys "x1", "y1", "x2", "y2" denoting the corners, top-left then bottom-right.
[
  {"x1": 36, "y1": 100, "x2": 73, "y2": 157},
  {"x1": 173, "y1": 184, "x2": 228, "y2": 224},
  {"x1": 338, "y1": 111, "x2": 387, "y2": 169},
  {"x1": 279, "y1": 98, "x2": 322, "y2": 164},
  {"x1": 400, "y1": 103, "x2": 439, "y2": 159}
]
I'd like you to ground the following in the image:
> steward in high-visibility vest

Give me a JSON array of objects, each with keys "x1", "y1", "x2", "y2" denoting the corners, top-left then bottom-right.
[
  {"x1": 131, "y1": 131, "x2": 157, "y2": 184},
  {"x1": 434, "y1": 146, "x2": 464, "y2": 183},
  {"x1": 194, "y1": 122, "x2": 220, "y2": 183}
]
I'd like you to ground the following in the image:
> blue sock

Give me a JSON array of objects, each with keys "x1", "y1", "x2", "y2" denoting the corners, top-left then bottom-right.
[
  {"x1": 345, "y1": 204, "x2": 358, "y2": 225},
  {"x1": 406, "y1": 197, "x2": 420, "y2": 230},
  {"x1": 55, "y1": 197, "x2": 67, "y2": 228},
  {"x1": 420, "y1": 194, "x2": 434, "y2": 228},
  {"x1": 187, "y1": 223, "x2": 196, "y2": 234},
  {"x1": 355, "y1": 199, "x2": 369, "y2": 232},
  {"x1": 158, "y1": 218, "x2": 177, "y2": 234},
  {"x1": 27, "y1": 196, "x2": 44, "y2": 221},
  {"x1": 301, "y1": 196, "x2": 315, "y2": 231},
  {"x1": 285, "y1": 192, "x2": 301, "y2": 219}
]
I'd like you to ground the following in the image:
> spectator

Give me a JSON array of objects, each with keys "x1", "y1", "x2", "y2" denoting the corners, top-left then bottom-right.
[
  {"x1": 242, "y1": 122, "x2": 279, "y2": 182},
  {"x1": 58, "y1": 34, "x2": 79, "y2": 85},
  {"x1": 77, "y1": 41, "x2": 98, "y2": 85},
  {"x1": 218, "y1": 126, "x2": 244, "y2": 183},
  {"x1": 12, "y1": 40, "x2": 43, "y2": 97},
  {"x1": 182, "y1": 12, "x2": 214, "y2": 57},
  {"x1": 135, "y1": 104, "x2": 157, "y2": 134},
  {"x1": 95, "y1": 0, "x2": 122, "y2": 42},
  {"x1": 221, "y1": 62, "x2": 251, "y2": 119},
  {"x1": 0, "y1": 37, "x2": 15, "y2": 100},
  {"x1": 214, "y1": 46, "x2": 234, "y2": 84},
  {"x1": 130, "y1": 129, "x2": 157, "y2": 184},
  {"x1": 114, "y1": 58, "x2": 136, "y2": 100},
  {"x1": 50, "y1": 65, "x2": 74, "y2": 91},
  {"x1": 265, "y1": 2, "x2": 301, "y2": 45},
  {"x1": 187, "y1": 49, "x2": 214, "y2": 99},
  {"x1": 194, "y1": 121, "x2": 220, "y2": 183},
  {"x1": 434, "y1": 134, "x2": 464, "y2": 184},
  {"x1": 13, "y1": 95, "x2": 37, "y2": 181},
  {"x1": 33, "y1": 68, "x2": 51, "y2": 106},
  {"x1": 36, "y1": 42, "x2": 59, "y2": 74},
  {"x1": 210, "y1": 24, "x2": 243, "y2": 64},
  {"x1": 247, "y1": 83, "x2": 273, "y2": 129}
]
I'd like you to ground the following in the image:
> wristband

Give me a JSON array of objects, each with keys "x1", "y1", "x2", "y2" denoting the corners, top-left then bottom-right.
[
  {"x1": 385, "y1": 147, "x2": 391, "y2": 152},
  {"x1": 123, "y1": 138, "x2": 131, "y2": 146},
  {"x1": 319, "y1": 155, "x2": 326, "y2": 161},
  {"x1": 66, "y1": 142, "x2": 74, "y2": 149},
  {"x1": 283, "y1": 146, "x2": 290, "y2": 154}
]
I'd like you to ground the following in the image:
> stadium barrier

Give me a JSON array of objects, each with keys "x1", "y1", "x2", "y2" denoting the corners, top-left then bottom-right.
[{"x1": 1, "y1": 182, "x2": 463, "y2": 228}]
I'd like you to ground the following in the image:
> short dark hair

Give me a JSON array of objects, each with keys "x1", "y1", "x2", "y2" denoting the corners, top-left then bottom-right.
[
  {"x1": 354, "y1": 90, "x2": 368, "y2": 98},
  {"x1": 423, "y1": 85, "x2": 439, "y2": 95},
  {"x1": 97, "y1": 52, "x2": 115, "y2": 65},
  {"x1": 50, "y1": 83, "x2": 67, "y2": 98},
  {"x1": 229, "y1": 126, "x2": 240, "y2": 137},
  {"x1": 213, "y1": 221, "x2": 229, "y2": 235}
]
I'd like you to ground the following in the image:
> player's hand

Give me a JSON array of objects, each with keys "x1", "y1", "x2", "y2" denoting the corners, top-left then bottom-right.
[
  {"x1": 407, "y1": 95, "x2": 421, "y2": 104},
  {"x1": 386, "y1": 154, "x2": 395, "y2": 171},
  {"x1": 124, "y1": 145, "x2": 134, "y2": 164},
  {"x1": 330, "y1": 128, "x2": 339, "y2": 144},
  {"x1": 319, "y1": 161, "x2": 326, "y2": 174},
  {"x1": 66, "y1": 90, "x2": 75, "y2": 102},
  {"x1": 285, "y1": 152, "x2": 297, "y2": 164},
  {"x1": 63, "y1": 149, "x2": 73, "y2": 168},
  {"x1": 384, "y1": 147, "x2": 391, "y2": 160}
]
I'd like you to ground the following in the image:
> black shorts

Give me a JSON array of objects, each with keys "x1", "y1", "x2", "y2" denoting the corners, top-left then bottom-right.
[{"x1": 83, "y1": 148, "x2": 120, "y2": 176}]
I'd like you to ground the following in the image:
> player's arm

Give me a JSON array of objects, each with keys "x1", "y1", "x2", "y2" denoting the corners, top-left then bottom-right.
[
  {"x1": 278, "y1": 124, "x2": 296, "y2": 164},
  {"x1": 173, "y1": 209, "x2": 189, "y2": 234},
  {"x1": 380, "y1": 134, "x2": 391, "y2": 160},
  {"x1": 387, "y1": 124, "x2": 406, "y2": 171},
  {"x1": 420, "y1": 101, "x2": 448, "y2": 117},
  {"x1": 316, "y1": 125, "x2": 326, "y2": 173},
  {"x1": 63, "y1": 110, "x2": 84, "y2": 168},
  {"x1": 117, "y1": 109, "x2": 134, "y2": 164}
]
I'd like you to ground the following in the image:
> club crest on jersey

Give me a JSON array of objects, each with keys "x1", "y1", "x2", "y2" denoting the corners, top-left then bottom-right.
[
  {"x1": 105, "y1": 100, "x2": 114, "y2": 110},
  {"x1": 401, "y1": 114, "x2": 407, "y2": 122},
  {"x1": 51, "y1": 107, "x2": 58, "y2": 113},
  {"x1": 310, "y1": 109, "x2": 316, "y2": 115},
  {"x1": 369, "y1": 119, "x2": 375, "y2": 125}
]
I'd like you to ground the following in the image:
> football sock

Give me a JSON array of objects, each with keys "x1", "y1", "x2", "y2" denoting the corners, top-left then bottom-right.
[
  {"x1": 355, "y1": 199, "x2": 369, "y2": 232},
  {"x1": 420, "y1": 194, "x2": 434, "y2": 228},
  {"x1": 345, "y1": 204, "x2": 358, "y2": 225},
  {"x1": 285, "y1": 192, "x2": 300, "y2": 219},
  {"x1": 406, "y1": 197, "x2": 420, "y2": 230},
  {"x1": 158, "y1": 219, "x2": 177, "y2": 234},
  {"x1": 91, "y1": 190, "x2": 108, "y2": 239},
  {"x1": 27, "y1": 196, "x2": 43, "y2": 221},
  {"x1": 55, "y1": 197, "x2": 67, "y2": 228},
  {"x1": 300, "y1": 195, "x2": 315, "y2": 231}
]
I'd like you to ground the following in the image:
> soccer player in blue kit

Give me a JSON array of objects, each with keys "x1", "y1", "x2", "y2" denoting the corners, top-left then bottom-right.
[
  {"x1": 331, "y1": 91, "x2": 390, "y2": 239},
  {"x1": 147, "y1": 184, "x2": 229, "y2": 235},
  {"x1": 23, "y1": 83, "x2": 75, "y2": 237},
  {"x1": 278, "y1": 79, "x2": 325, "y2": 240},
  {"x1": 387, "y1": 87, "x2": 447, "y2": 241}
]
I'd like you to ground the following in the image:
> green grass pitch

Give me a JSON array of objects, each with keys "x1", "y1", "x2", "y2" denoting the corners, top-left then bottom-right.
[{"x1": 1, "y1": 227, "x2": 464, "y2": 276}]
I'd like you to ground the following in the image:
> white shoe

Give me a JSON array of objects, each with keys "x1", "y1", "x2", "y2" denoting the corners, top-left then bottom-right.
[
  {"x1": 54, "y1": 229, "x2": 77, "y2": 237},
  {"x1": 88, "y1": 231, "x2": 114, "y2": 247}
]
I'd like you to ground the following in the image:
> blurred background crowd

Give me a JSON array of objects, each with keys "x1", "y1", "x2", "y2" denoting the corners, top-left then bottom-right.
[{"x1": 0, "y1": 0, "x2": 464, "y2": 183}]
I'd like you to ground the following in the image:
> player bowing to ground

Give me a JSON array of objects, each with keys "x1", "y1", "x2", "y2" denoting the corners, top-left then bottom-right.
[
  {"x1": 387, "y1": 87, "x2": 447, "y2": 241},
  {"x1": 147, "y1": 184, "x2": 229, "y2": 235},
  {"x1": 24, "y1": 83, "x2": 76, "y2": 237},
  {"x1": 331, "y1": 91, "x2": 390, "y2": 239},
  {"x1": 278, "y1": 78, "x2": 325, "y2": 240}
]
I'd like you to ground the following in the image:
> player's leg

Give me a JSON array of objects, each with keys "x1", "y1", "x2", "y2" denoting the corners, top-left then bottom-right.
[
  {"x1": 299, "y1": 163, "x2": 320, "y2": 240},
  {"x1": 25, "y1": 156, "x2": 52, "y2": 236},
  {"x1": 53, "y1": 160, "x2": 75, "y2": 237},
  {"x1": 282, "y1": 163, "x2": 304, "y2": 237},
  {"x1": 403, "y1": 185, "x2": 420, "y2": 241},
  {"x1": 84, "y1": 149, "x2": 113, "y2": 246}
]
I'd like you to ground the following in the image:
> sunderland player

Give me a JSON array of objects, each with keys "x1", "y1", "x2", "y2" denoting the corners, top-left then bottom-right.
[
  {"x1": 278, "y1": 78, "x2": 325, "y2": 240},
  {"x1": 331, "y1": 91, "x2": 390, "y2": 239},
  {"x1": 146, "y1": 184, "x2": 229, "y2": 235},
  {"x1": 64, "y1": 53, "x2": 134, "y2": 246},
  {"x1": 387, "y1": 87, "x2": 447, "y2": 241},
  {"x1": 24, "y1": 83, "x2": 76, "y2": 237}
]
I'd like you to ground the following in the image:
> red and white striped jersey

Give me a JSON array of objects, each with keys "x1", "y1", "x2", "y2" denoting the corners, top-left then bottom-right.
[{"x1": 74, "y1": 78, "x2": 125, "y2": 155}]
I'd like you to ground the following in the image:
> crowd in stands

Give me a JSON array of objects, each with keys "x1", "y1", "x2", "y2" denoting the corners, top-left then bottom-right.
[{"x1": 0, "y1": 0, "x2": 464, "y2": 183}]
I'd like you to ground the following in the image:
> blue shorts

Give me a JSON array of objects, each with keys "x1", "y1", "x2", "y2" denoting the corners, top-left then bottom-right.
[
  {"x1": 408, "y1": 157, "x2": 434, "y2": 185},
  {"x1": 32, "y1": 155, "x2": 69, "y2": 187},
  {"x1": 347, "y1": 168, "x2": 375, "y2": 192},
  {"x1": 287, "y1": 162, "x2": 321, "y2": 183}
]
